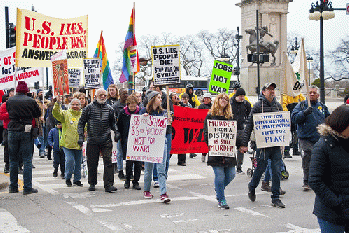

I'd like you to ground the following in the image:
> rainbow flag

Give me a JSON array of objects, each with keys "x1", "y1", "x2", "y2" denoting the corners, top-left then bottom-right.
[
  {"x1": 93, "y1": 34, "x2": 114, "y2": 90},
  {"x1": 120, "y1": 6, "x2": 139, "y2": 83}
]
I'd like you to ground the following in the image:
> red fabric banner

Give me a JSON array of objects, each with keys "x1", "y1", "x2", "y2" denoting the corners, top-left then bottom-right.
[{"x1": 170, "y1": 105, "x2": 209, "y2": 154}]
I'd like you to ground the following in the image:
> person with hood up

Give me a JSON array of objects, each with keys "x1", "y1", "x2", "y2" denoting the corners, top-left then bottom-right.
[{"x1": 179, "y1": 83, "x2": 201, "y2": 108}]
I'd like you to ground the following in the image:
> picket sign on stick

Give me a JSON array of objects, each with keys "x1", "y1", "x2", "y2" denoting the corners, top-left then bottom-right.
[{"x1": 207, "y1": 120, "x2": 237, "y2": 157}]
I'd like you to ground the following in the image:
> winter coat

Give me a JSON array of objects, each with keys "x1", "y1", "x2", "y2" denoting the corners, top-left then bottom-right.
[
  {"x1": 179, "y1": 89, "x2": 200, "y2": 108},
  {"x1": 198, "y1": 103, "x2": 211, "y2": 110},
  {"x1": 203, "y1": 114, "x2": 240, "y2": 167},
  {"x1": 291, "y1": 100, "x2": 330, "y2": 143},
  {"x1": 48, "y1": 127, "x2": 62, "y2": 152},
  {"x1": 0, "y1": 102, "x2": 10, "y2": 129},
  {"x1": 6, "y1": 93, "x2": 41, "y2": 131},
  {"x1": 112, "y1": 100, "x2": 126, "y2": 119},
  {"x1": 52, "y1": 102, "x2": 82, "y2": 150},
  {"x1": 241, "y1": 95, "x2": 283, "y2": 147},
  {"x1": 78, "y1": 100, "x2": 116, "y2": 145},
  {"x1": 309, "y1": 124, "x2": 349, "y2": 226},
  {"x1": 230, "y1": 93, "x2": 251, "y2": 131}
]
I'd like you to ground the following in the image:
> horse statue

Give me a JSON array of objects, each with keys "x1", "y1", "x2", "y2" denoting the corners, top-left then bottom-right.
[{"x1": 245, "y1": 26, "x2": 279, "y2": 66}]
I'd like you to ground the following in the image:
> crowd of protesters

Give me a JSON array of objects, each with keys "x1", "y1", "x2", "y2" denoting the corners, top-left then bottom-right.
[{"x1": 1, "y1": 80, "x2": 349, "y2": 231}]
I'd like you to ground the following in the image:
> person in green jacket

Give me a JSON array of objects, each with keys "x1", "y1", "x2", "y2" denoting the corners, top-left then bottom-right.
[{"x1": 52, "y1": 96, "x2": 83, "y2": 188}]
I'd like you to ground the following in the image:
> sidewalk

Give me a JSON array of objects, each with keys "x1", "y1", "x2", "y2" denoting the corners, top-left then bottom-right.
[{"x1": 0, "y1": 172, "x2": 9, "y2": 191}]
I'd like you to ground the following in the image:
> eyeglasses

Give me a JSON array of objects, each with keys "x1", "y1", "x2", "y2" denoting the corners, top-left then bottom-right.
[{"x1": 219, "y1": 97, "x2": 229, "y2": 102}]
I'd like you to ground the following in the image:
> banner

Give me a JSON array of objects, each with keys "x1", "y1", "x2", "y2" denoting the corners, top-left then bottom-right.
[
  {"x1": 68, "y1": 69, "x2": 81, "y2": 88},
  {"x1": 170, "y1": 105, "x2": 209, "y2": 154},
  {"x1": 209, "y1": 60, "x2": 232, "y2": 94},
  {"x1": 127, "y1": 115, "x2": 167, "y2": 163},
  {"x1": 207, "y1": 120, "x2": 237, "y2": 157},
  {"x1": 281, "y1": 52, "x2": 301, "y2": 97},
  {"x1": 83, "y1": 58, "x2": 101, "y2": 89},
  {"x1": 152, "y1": 44, "x2": 181, "y2": 86},
  {"x1": 0, "y1": 47, "x2": 44, "y2": 89},
  {"x1": 52, "y1": 59, "x2": 69, "y2": 96},
  {"x1": 253, "y1": 111, "x2": 291, "y2": 149},
  {"x1": 16, "y1": 8, "x2": 88, "y2": 68}
]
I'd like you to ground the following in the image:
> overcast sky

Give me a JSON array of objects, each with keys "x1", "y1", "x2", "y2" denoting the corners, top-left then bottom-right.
[{"x1": 1, "y1": 0, "x2": 348, "y2": 62}]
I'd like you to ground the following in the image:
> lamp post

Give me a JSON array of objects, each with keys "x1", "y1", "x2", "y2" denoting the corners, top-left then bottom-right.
[{"x1": 307, "y1": 56, "x2": 314, "y2": 85}]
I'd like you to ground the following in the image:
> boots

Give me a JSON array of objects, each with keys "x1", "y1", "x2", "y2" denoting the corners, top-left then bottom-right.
[
  {"x1": 124, "y1": 180, "x2": 130, "y2": 189},
  {"x1": 261, "y1": 181, "x2": 271, "y2": 192},
  {"x1": 53, "y1": 168, "x2": 58, "y2": 177},
  {"x1": 118, "y1": 170, "x2": 126, "y2": 181}
]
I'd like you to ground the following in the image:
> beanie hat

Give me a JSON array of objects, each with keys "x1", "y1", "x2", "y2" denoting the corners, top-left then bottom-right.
[
  {"x1": 147, "y1": 91, "x2": 160, "y2": 102},
  {"x1": 235, "y1": 88, "x2": 246, "y2": 96},
  {"x1": 16, "y1": 81, "x2": 29, "y2": 94}
]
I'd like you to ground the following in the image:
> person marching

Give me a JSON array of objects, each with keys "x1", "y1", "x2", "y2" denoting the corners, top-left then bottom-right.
[
  {"x1": 198, "y1": 93, "x2": 212, "y2": 163},
  {"x1": 203, "y1": 93, "x2": 238, "y2": 209},
  {"x1": 48, "y1": 122, "x2": 65, "y2": 178}
]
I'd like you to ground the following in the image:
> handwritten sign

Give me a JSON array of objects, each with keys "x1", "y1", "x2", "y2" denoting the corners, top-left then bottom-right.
[
  {"x1": 68, "y1": 69, "x2": 81, "y2": 88},
  {"x1": 207, "y1": 120, "x2": 237, "y2": 157},
  {"x1": 83, "y1": 58, "x2": 101, "y2": 89},
  {"x1": 253, "y1": 111, "x2": 291, "y2": 149},
  {"x1": 127, "y1": 115, "x2": 167, "y2": 163},
  {"x1": 152, "y1": 44, "x2": 181, "y2": 86},
  {"x1": 16, "y1": 8, "x2": 88, "y2": 67},
  {"x1": 209, "y1": 60, "x2": 233, "y2": 94}
]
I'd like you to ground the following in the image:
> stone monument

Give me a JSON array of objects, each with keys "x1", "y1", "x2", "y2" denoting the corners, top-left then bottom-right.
[{"x1": 236, "y1": 0, "x2": 293, "y2": 96}]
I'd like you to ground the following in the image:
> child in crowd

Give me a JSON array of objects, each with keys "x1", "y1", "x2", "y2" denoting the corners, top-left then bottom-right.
[
  {"x1": 117, "y1": 95, "x2": 142, "y2": 190},
  {"x1": 48, "y1": 122, "x2": 65, "y2": 178}
]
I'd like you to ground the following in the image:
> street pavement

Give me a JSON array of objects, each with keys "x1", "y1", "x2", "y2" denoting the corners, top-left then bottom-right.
[{"x1": 0, "y1": 99, "x2": 344, "y2": 233}]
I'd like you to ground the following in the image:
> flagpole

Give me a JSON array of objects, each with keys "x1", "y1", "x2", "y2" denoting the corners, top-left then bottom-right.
[
  {"x1": 97, "y1": 30, "x2": 103, "y2": 58},
  {"x1": 130, "y1": 3, "x2": 135, "y2": 94},
  {"x1": 301, "y1": 38, "x2": 311, "y2": 107}
]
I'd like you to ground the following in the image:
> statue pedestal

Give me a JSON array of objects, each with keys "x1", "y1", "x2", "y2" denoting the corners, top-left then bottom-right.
[{"x1": 240, "y1": 65, "x2": 282, "y2": 96}]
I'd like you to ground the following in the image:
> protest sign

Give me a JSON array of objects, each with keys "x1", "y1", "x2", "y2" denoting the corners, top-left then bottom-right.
[
  {"x1": 16, "y1": 8, "x2": 88, "y2": 68},
  {"x1": 209, "y1": 60, "x2": 233, "y2": 94},
  {"x1": 127, "y1": 115, "x2": 167, "y2": 163},
  {"x1": 52, "y1": 59, "x2": 69, "y2": 95},
  {"x1": 253, "y1": 111, "x2": 291, "y2": 149},
  {"x1": 170, "y1": 105, "x2": 209, "y2": 154},
  {"x1": 83, "y1": 58, "x2": 101, "y2": 89},
  {"x1": 0, "y1": 47, "x2": 44, "y2": 89},
  {"x1": 68, "y1": 69, "x2": 81, "y2": 88},
  {"x1": 207, "y1": 120, "x2": 237, "y2": 157},
  {"x1": 152, "y1": 44, "x2": 181, "y2": 86}
]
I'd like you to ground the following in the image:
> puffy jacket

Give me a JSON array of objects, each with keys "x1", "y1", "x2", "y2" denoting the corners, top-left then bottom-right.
[
  {"x1": 230, "y1": 93, "x2": 252, "y2": 131},
  {"x1": 203, "y1": 114, "x2": 240, "y2": 167},
  {"x1": 241, "y1": 95, "x2": 283, "y2": 147},
  {"x1": 309, "y1": 124, "x2": 349, "y2": 226},
  {"x1": 6, "y1": 93, "x2": 41, "y2": 131},
  {"x1": 281, "y1": 94, "x2": 306, "y2": 111},
  {"x1": 0, "y1": 102, "x2": 10, "y2": 129},
  {"x1": 291, "y1": 100, "x2": 330, "y2": 143},
  {"x1": 52, "y1": 102, "x2": 82, "y2": 150},
  {"x1": 78, "y1": 100, "x2": 116, "y2": 145}
]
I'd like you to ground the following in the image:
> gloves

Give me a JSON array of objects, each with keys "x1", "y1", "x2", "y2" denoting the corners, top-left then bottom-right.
[
  {"x1": 114, "y1": 131, "x2": 121, "y2": 142},
  {"x1": 77, "y1": 138, "x2": 84, "y2": 147},
  {"x1": 303, "y1": 107, "x2": 313, "y2": 116}
]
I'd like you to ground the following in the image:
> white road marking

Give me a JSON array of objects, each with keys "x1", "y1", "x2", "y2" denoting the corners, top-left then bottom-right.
[
  {"x1": 66, "y1": 202, "x2": 91, "y2": 215},
  {"x1": 234, "y1": 207, "x2": 270, "y2": 218},
  {"x1": 277, "y1": 223, "x2": 321, "y2": 233},
  {"x1": 0, "y1": 208, "x2": 30, "y2": 233}
]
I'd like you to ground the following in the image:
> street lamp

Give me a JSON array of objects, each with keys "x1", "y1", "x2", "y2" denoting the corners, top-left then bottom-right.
[
  {"x1": 307, "y1": 56, "x2": 313, "y2": 85},
  {"x1": 309, "y1": 0, "x2": 335, "y2": 104}
]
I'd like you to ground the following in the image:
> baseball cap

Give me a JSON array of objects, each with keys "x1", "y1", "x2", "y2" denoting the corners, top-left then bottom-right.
[
  {"x1": 262, "y1": 82, "x2": 276, "y2": 91},
  {"x1": 203, "y1": 93, "x2": 212, "y2": 98}
]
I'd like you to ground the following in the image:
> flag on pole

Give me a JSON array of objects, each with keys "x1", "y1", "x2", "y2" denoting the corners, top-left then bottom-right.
[
  {"x1": 93, "y1": 33, "x2": 114, "y2": 90},
  {"x1": 281, "y1": 52, "x2": 301, "y2": 97},
  {"x1": 120, "y1": 5, "x2": 139, "y2": 83},
  {"x1": 292, "y1": 38, "x2": 309, "y2": 87}
]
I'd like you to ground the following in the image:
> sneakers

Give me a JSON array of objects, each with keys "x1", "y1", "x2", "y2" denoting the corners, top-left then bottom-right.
[
  {"x1": 218, "y1": 199, "x2": 230, "y2": 209},
  {"x1": 105, "y1": 186, "x2": 118, "y2": 193},
  {"x1": 73, "y1": 181, "x2": 83, "y2": 187},
  {"x1": 303, "y1": 184, "x2": 311, "y2": 191},
  {"x1": 132, "y1": 184, "x2": 141, "y2": 190},
  {"x1": 23, "y1": 188, "x2": 38, "y2": 195},
  {"x1": 9, "y1": 188, "x2": 19, "y2": 193},
  {"x1": 160, "y1": 193, "x2": 171, "y2": 203},
  {"x1": 88, "y1": 184, "x2": 96, "y2": 191},
  {"x1": 53, "y1": 169, "x2": 58, "y2": 177},
  {"x1": 272, "y1": 199, "x2": 286, "y2": 208},
  {"x1": 280, "y1": 188, "x2": 286, "y2": 195},
  {"x1": 236, "y1": 168, "x2": 245, "y2": 175},
  {"x1": 189, "y1": 153, "x2": 197, "y2": 158},
  {"x1": 144, "y1": 191, "x2": 153, "y2": 199},
  {"x1": 124, "y1": 180, "x2": 130, "y2": 189},
  {"x1": 118, "y1": 171, "x2": 126, "y2": 181},
  {"x1": 4, "y1": 165, "x2": 9, "y2": 174},
  {"x1": 261, "y1": 181, "x2": 271, "y2": 192},
  {"x1": 153, "y1": 181, "x2": 159, "y2": 188},
  {"x1": 248, "y1": 187, "x2": 256, "y2": 202},
  {"x1": 66, "y1": 179, "x2": 72, "y2": 187},
  {"x1": 201, "y1": 155, "x2": 206, "y2": 162}
]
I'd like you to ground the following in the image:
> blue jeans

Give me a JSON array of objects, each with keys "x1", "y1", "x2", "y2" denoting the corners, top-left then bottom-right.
[
  {"x1": 153, "y1": 133, "x2": 172, "y2": 181},
  {"x1": 264, "y1": 159, "x2": 286, "y2": 182},
  {"x1": 318, "y1": 218, "x2": 345, "y2": 233},
  {"x1": 144, "y1": 140, "x2": 168, "y2": 195},
  {"x1": 62, "y1": 147, "x2": 82, "y2": 182},
  {"x1": 248, "y1": 147, "x2": 282, "y2": 200},
  {"x1": 212, "y1": 166, "x2": 236, "y2": 202},
  {"x1": 8, "y1": 131, "x2": 33, "y2": 192},
  {"x1": 116, "y1": 141, "x2": 124, "y2": 171}
]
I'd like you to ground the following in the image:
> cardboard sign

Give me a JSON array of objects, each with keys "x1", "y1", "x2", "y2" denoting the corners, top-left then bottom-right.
[
  {"x1": 127, "y1": 115, "x2": 167, "y2": 163},
  {"x1": 83, "y1": 58, "x2": 101, "y2": 89},
  {"x1": 207, "y1": 120, "x2": 237, "y2": 157},
  {"x1": 52, "y1": 59, "x2": 69, "y2": 96},
  {"x1": 68, "y1": 69, "x2": 81, "y2": 88},
  {"x1": 152, "y1": 44, "x2": 181, "y2": 86},
  {"x1": 253, "y1": 111, "x2": 291, "y2": 149},
  {"x1": 16, "y1": 8, "x2": 88, "y2": 67},
  {"x1": 209, "y1": 60, "x2": 233, "y2": 94}
]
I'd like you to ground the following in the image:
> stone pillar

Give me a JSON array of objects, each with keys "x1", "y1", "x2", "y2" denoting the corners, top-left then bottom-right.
[{"x1": 236, "y1": 0, "x2": 293, "y2": 96}]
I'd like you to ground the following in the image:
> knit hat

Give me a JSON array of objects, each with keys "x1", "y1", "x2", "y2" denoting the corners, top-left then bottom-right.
[
  {"x1": 16, "y1": 81, "x2": 29, "y2": 94},
  {"x1": 235, "y1": 88, "x2": 246, "y2": 96},
  {"x1": 147, "y1": 91, "x2": 160, "y2": 102}
]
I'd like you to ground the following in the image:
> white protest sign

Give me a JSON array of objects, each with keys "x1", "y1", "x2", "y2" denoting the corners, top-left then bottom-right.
[
  {"x1": 83, "y1": 58, "x2": 101, "y2": 89},
  {"x1": 68, "y1": 69, "x2": 81, "y2": 88},
  {"x1": 0, "y1": 47, "x2": 44, "y2": 89},
  {"x1": 207, "y1": 120, "x2": 237, "y2": 157},
  {"x1": 127, "y1": 115, "x2": 167, "y2": 163},
  {"x1": 152, "y1": 44, "x2": 181, "y2": 86},
  {"x1": 253, "y1": 111, "x2": 291, "y2": 149}
]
